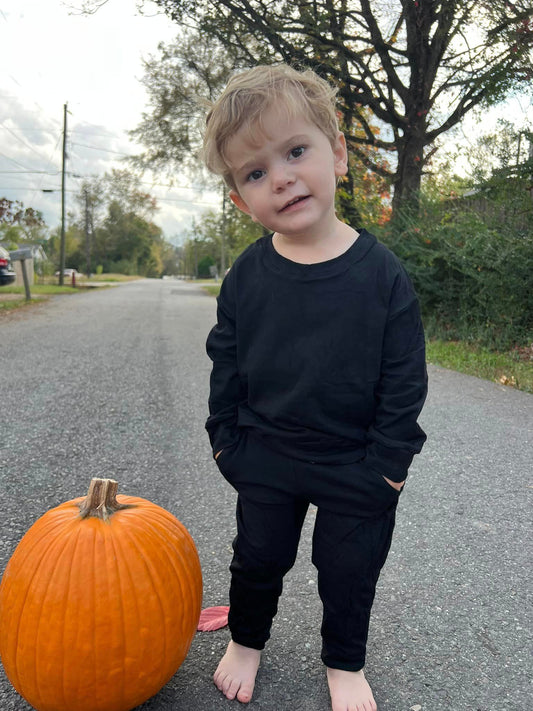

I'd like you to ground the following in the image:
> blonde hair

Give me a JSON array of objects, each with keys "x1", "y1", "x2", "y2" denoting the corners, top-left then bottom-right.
[{"x1": 202, "y1": 64, "x2": 339, "y2": 189}]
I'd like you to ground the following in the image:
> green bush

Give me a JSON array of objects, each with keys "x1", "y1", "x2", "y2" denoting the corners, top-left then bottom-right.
[
  {"x1": 378, "y1": 184, "x2": 533, "y2": 350},
  {"x1": 197, "y1": 255, "x2": 216, "y2": 278}
]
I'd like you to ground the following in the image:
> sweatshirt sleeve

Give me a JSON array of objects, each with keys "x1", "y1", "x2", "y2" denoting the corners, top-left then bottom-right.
[
  {"x1": 205, "y1": 273, "x2": 244, "y2": 456},
  {"x1": 364, "y1": 265, "x2": 428, "y2": 482}
]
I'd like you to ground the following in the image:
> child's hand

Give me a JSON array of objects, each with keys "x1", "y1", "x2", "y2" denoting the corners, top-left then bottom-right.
[{"x1": 383, "y1": 476, "x2": 405, "y2": 491}]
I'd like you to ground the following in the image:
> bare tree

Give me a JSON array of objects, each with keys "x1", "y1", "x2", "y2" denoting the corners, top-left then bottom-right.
[{"x1": 150, "y1": 0, "x2": 532, "y2": 218}]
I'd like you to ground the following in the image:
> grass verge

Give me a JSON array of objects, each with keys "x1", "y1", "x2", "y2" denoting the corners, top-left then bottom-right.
[
  {"x1": 2, "y1": 284, "x2": 80, "y2": 296},
  {"x1": 0, "y1": 297, "x2": 38, "y2": 312},
  {"x1": 201, "y1": 284, "x2": 222, "y2": 296},
  {"x1": 426, "y1": 339, "x2": 532, "y2": 394},
  {"x1": 0, "y1": 284, "x2": 79, "y2": 311},
  {"x1": 0, "y1": 282, "x2": 112, "y2": 312}
]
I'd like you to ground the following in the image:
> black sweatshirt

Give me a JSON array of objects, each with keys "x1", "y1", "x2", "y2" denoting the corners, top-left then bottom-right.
[{"x1": 205, "y1": 229, "x2": 427, "y2": 483}]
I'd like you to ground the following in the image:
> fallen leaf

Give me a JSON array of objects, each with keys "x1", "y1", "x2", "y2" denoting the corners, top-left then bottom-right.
[
  {"x1": 197, "y1": 605, "x2": 230, "y2": 631},
  {"x1": 410, "y1": 705, "x2": 422, "y2": 711}
]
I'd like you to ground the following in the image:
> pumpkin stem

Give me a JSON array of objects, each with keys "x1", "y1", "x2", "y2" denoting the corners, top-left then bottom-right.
[{"x1": 78, "y1": 478, "x2": 134, "y2": 521}]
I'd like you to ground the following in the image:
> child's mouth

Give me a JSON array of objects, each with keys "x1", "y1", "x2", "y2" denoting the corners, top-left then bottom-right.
[{"x1": 279, "y1": 195, "x2": 309, "y2": 212}]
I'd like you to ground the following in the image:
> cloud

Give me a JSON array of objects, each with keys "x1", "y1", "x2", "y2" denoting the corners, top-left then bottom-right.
[{"x1": 0, "y1": 0, "x2": 220, "y2": 241}]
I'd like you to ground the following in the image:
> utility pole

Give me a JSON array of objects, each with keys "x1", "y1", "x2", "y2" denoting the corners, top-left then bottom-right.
[
  {"x1": 84, "y1": 187, "x2": 92, "y2": 277},
  {"x1": 59, "y1": 103, "x2": 67, "y2": 286}
]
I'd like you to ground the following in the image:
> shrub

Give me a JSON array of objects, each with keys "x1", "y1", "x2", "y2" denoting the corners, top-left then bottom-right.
[{"x1": 378, "y1": 184, "x2": 532, "y2": 350}]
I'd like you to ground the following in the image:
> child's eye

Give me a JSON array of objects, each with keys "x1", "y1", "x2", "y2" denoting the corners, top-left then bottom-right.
[
  {"x1": 247, "y1": 169, "x2": 265, "y2": 182},
  {"x1": 290, "y1": 146, "x2": 305, "y2": 159}
]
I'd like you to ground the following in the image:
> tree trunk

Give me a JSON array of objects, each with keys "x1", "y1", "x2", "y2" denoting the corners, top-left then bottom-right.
[
  {"x1": 392, "y1": 131, "x2": 426, "y2": 221},
  {"x1": 337, "y1": 167, "x2": 363, "y2": 226}
]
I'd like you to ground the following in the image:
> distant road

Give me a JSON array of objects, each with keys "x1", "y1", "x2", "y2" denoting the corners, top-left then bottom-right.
[{"x1": 1, "y1": 279, "x2": 531, "y2": 710}]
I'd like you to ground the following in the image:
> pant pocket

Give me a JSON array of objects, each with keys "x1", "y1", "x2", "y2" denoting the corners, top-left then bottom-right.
[
  {"x1": 349, "y1": 461, "x2": 400, "y2": 515},
  {"x1": 215, "y1": 436, "x2": 243, "y2": 484},
  {"x1": 374, "y1": 470, "x2": 403, "y2": 497}
]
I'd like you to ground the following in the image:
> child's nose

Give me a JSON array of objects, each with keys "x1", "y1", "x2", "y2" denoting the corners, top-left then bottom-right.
[{"x1": 271, "y1": 164, "x2": 295, "y2": 191}]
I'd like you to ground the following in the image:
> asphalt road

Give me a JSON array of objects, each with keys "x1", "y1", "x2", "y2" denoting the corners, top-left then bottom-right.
[{"x1": 1, "y1": 279, "x2": 531, "y2": 711}]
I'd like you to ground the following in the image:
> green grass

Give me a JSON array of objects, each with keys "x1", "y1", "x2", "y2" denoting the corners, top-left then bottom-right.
[
  {"x1": 0, "y1": 297, "x2": 33, "y2": 311},
  {"x1": 39, "y1": 273, "x2": 139, "y2": 285},
  {"x1": 84, "y1": 273, "x2": 141, "y2": 283},
  {"x1": 3, "y1": 284, "x2": 80, "y2": 296},
  {"x1": 0, "y1": 282, "x2": 111, "y2": 312},
  {"x1": 201, "y1": 285, "x2": 222, "y2": 296},
  {"x1": 426, "y1": 339, "x2": 532, "y2": 394},
  {"x1": 0, "y1": 284, "x2": 80, "y2": 311}
]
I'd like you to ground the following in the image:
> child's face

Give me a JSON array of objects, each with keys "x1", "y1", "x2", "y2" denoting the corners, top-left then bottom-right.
[{"x1": 225, "y1": 107, "x2": 347, "y2": 241}]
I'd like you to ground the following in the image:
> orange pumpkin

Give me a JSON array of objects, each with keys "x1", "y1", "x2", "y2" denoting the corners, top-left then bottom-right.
[{"x1": 0, "y1": 478, "x2": 202, "y2": 711}]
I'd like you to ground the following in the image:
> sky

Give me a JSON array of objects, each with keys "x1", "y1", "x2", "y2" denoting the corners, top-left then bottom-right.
[
  {"x1": 0, "y1": 0, "x2": 220, "y2": 244},
  {"x1": 1, "y1": 1, "x2": 532, "y2": 246}
]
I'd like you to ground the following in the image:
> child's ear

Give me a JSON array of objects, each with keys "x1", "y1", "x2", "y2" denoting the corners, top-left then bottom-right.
[
  {"x1": 333, "y1": 132, "x2": 349, "y2": 177},
  {"x1": 229, "y1": 190, "x2": 252, "y2": 216},
  {"x1": 229, "y1": 190, "x2": 259, "y2": 222}
]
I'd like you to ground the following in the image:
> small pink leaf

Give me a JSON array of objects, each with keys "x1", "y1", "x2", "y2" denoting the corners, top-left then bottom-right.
[{"x1": 197, "y1": 605, "x2": 230, "y2": 631}]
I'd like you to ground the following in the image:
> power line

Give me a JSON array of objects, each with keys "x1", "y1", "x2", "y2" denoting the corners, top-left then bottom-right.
[
  {"x1": 0, "y1": 120, "x2": 59, "y2": 164},
  {"x1": 0, "y1": 170, "x2": 60, "y2": 175},
  {"x1": 0, "y1": 127, "x2": 57, "y2": 134},
  {"x1": 71, "y1": 127, "x2": 122, "y2": 138},
  {"x1": 0, "y1": 187, "x2": 69, "y2": 191},
  {"x1": 0, "y1": 152, "x2": 35, "y2": 171},
  {"x1": 0, "y1": 185, "x2": 218, "y2": 207},
  {"x1": 70, "y1": 141, "x2": 134, "y2": 157}
]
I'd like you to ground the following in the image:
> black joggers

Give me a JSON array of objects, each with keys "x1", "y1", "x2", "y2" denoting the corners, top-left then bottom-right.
[{"x1": 216, "y1": 431, "x2": 401, "y2": 671}]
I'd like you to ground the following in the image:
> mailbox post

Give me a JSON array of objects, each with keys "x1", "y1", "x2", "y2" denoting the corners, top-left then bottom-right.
[{"x1": 9, "y1": 248, "x2": 33, "y2": 301}]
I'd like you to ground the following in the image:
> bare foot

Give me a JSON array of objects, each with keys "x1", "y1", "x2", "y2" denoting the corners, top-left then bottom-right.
[
  {"x1": 327, "y1": 667, "x2": 377, "y2": 711},
  {"x1": 213, "y1": 640, "x2": 261, "y2": 703}
]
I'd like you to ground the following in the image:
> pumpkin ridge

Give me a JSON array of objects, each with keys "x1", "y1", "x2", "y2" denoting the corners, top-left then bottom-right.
[
  {"x1": 0, "y1": 517, "x2": 59, "y2": 689},
  {"x1": 114, "y1": 514, "x2": 202, "y2": 636},
  {"x1": 110, "y1": 525, "x2": 168, "y2": 709},
  {"x1": 113, "y1": 522, "x2": 170, "y2": 682},
  {"x1": 119, "y1": 509, "x2": 201, "y2": 579},
  {"x1": 58, "y1": 525, "x2": 84, "y2": 711},
  {"x1": 24, "y1": 521, "x2": 82, "y2": 710},
  {"x1": 56, "y1": 519, "x2": 98, "y2": 710},
  {"x1": 6, "y1": 524, "x2": 56, "y2": 700},
  {"x1": 0, "y1": 524, "x2": 49, "y2": 686},
  {"x1": 90, "y1": 524, "x2": 98, "y2": 708},
  {"x1": 93, "y1": 524, "x2": 104, "y2": 709},
  {"x1": 106, "y1": 517, "x2": 199, "y2": 707},
  {"x1": 122, "y1": 513, "x2": 200, "y2": 682},
  {"x1": 2, "y1": 511, "x2": 78, "y2": 574},
  {"x1": 107, "y1": 519, "x2": 140, "y2": 710}
]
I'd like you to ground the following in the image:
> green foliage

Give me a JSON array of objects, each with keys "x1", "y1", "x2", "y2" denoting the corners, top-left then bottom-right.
[
  {"x1": 197, "y1": 255, "x2": 215, "y2": 278},
  {"x1": 378, "y1": 177, "x2": 533, "y2": 350},
  {"x1": 45, "y1": 171, "x2": 178, "y2": 278},
  {"x1": 0, "y1": 198, "x2": 47, "y2": 242},
  {"x1": 131, "y1": 31, "x2": 239, "y2": 181},
  {"x1": 181, "y1": 197, "x2": 264, "y2": 276}
]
